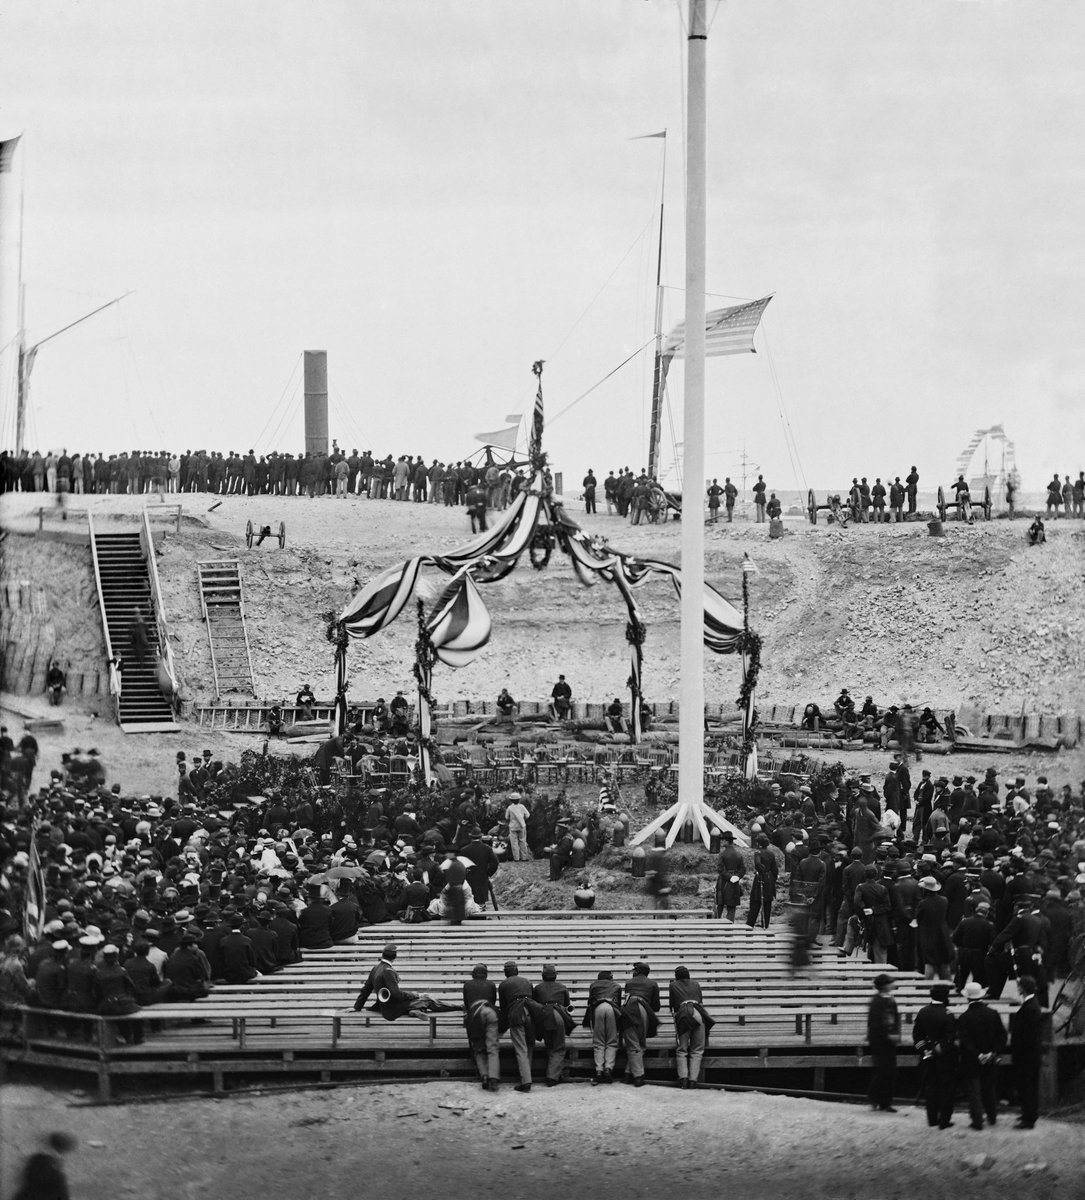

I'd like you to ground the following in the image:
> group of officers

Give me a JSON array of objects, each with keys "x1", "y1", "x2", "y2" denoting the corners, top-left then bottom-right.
[
  {"x1": 868, "y1": 973, "x2": 1045, "y2": 1132},
  {"x1": 355, "y1": 943, "x2": 713, "y2": 1092}
]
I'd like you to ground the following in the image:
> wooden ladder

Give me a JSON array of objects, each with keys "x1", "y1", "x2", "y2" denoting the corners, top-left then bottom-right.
[{"x1": 196, "y1": 559, "x2": 256, "y2": 699}]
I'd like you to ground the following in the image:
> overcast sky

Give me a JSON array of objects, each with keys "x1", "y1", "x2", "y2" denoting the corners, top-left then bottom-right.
[{"x1": 1, "y1": 0, "x2": 1082, "y2": 496}]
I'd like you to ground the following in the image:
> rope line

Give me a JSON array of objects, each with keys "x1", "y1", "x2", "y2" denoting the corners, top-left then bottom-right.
[{"x1": 546, "y1": 337, "x2": 655, "y2": 427}]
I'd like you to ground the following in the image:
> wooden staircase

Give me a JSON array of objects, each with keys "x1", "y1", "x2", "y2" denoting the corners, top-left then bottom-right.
[
  {"x1": 196, "y1": 560, "x2": 256, "y2": 699},
  {"x1": 90, "y1": 529, "x2": 178, "y2": 732}
]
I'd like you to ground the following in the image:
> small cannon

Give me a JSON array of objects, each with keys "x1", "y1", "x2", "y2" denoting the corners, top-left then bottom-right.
[
  {"x1": 245, "y1": 518, "x2": 286, "y2": 549},
  {"x1": 806, "y1": 489, "x2": 853, "y2": 527},
  {"x1": 936, "y1": 482, "x2": 991, "y2": 523}
]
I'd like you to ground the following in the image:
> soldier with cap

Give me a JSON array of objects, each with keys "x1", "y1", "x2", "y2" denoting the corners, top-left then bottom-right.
[
  {"x1": 583, "y1": 969, "x2": 623, "y2": 1084},
  {"x1": 714, "y1": 831, "x2": 745, "y2": 921},
  {"x1": 669, "y1": 965, "x2": 714, "y2": 1088},
  {"x1": 988, "y1": 894, "x2": 1049, "y2": 1003},
  {"x1": 913, "y1": 982, "x2": 958, "y2": 1128},
  {"x1": 866, "y1": 972, "x2": 901, "y2": 1111},
  {"x1": 621, "y1": 961, "x2": 660, "y2": 1086},
  {"x1": 953, "y1": 899, "x2": 996, "y2": 992},
  {"x1": 532, "y1": 963, "x2": 574, "y2": 1086},
  {"x1": 463, "y1": 963, "x2": 500, "y2": 1091},
  {"x1": 956, "y1": 981, "x2": 1007, "y2": 1130},
  {"x1": 498, "y1": 960, "x2": 536, "y2": 1092}
]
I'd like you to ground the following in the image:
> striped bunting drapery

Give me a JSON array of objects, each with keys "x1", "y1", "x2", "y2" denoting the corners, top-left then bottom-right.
[
  {"x1": 427, "y1": 571, "x2": 492, "y2": 669},
  {"x1": 339, "y1": 474, "x2": 544, "y2": 639}
]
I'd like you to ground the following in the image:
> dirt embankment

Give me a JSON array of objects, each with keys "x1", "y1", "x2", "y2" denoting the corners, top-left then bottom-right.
[{"x1": 2, "y1": 491, "x2": 1083, "y2": 719}]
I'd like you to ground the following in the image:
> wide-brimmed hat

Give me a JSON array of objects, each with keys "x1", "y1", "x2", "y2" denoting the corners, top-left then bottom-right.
[
  {"x1": 962, "y1": 982, "x2": 987, "y2": 1001},
  {"x1": 918, "y1": 876, "x2": 941, "y2": 892}
]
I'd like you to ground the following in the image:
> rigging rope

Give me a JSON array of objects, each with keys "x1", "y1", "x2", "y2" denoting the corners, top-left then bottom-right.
[
  {"x1": 758, "y1": 320, "x2": 809, "y2": 505},
  {"x1": 252, "y1": 354, "x2": 302, "y2": 451},
  {"x1": 264, "y1": 380, "x2": 302, "y2": 452},
  {"x1": 546, "y1": 337, "x2": 655, "y2": 427}
]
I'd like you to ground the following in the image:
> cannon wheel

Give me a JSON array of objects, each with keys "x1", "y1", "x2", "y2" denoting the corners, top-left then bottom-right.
[
  {"x1": 936, "y1": 486, "x2": 947, "y2": 522},
  {"x1": 278, "y1": 520, "x2": 286, "y2": 549},
  {"x1": 245, "y1": 518, "x2": 254, "y2": 549},
  {"x1": 982, "y1": 484, "x2": 992, "y2": 520},
  {"x1": 807, "y1": 489, "x2": 818, "y2": 525}
]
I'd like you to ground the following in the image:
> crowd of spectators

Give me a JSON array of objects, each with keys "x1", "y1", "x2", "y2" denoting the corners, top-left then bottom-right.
[
  {"x1": 0, "y1": 445, "x2": 532, "y2": 508},
  {"x1": 735, "y1": 759, "x2": 1085, "y2": 1007},
  {"x1": 0, "y1": 736, "x2": 564, "y2": 1037}
]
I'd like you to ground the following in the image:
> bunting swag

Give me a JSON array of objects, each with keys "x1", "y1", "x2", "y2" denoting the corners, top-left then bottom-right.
[
  {"x1": 413, "y1": 571, "x2": 494, "y2": 783},
  {"x1": 334, "y1": 360, "x2": 755, "y2": 758},
  {"x1": 428, "y1": 571, "x2": 492, "y2": 669},
  {"x1": 23, "y1": 827, "x2": 46, "y2": 944}
]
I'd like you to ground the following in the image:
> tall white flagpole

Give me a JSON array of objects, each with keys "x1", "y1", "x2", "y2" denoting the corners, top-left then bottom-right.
[{"x1": 675, "y1": 0, "x2": 708, "y2": 845}]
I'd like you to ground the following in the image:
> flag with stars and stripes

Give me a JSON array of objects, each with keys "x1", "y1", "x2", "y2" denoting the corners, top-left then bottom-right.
[{"x1": 662, "y1": 294, "x2": 773, "y2": 360}]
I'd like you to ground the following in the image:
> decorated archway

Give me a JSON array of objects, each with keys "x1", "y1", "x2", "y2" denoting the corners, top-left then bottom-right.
[{"x1": 331, "y1": 362, "x2": 759, "y2": 847}]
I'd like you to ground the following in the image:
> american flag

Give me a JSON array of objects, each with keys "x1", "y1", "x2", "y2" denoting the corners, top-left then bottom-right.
[
  {"x1": 663, "y1": 295, "x2": 773, "y2": 360},
  {"x1": 530, "y1": 360, "x2": 545, "y2": 459},
  {"x1": 23, "y1": 826, "x2": 46, "y2": 944},
  {"x1": 0, "y1": 136, "x2": 20, "y2": 174}
]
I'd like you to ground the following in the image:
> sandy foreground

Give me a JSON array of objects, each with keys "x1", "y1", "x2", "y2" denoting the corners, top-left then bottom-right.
[{"x1": 2, "y1": 1078, "x2": 1084, "y2": 1200}]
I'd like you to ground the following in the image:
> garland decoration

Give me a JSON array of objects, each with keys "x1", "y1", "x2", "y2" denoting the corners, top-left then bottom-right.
[
  {"x1": 736, "y1": 628, "x2": 763, "y2": 759},
  {"x1": 625, "y1": 616, "x2": 647, "y2": 647},
  {"x1": 412, "y1": 598, "x2": 437, "y2": 712}
]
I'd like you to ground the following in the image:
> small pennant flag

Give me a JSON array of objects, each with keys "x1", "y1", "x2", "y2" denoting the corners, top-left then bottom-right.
[
  {"x1": 504, "y1": 413, "x2": 522, "y2": 425},
  {"x1": 663, "y1": 295, "x2": 773, "y2": 360},
  {"x1": 474, "y1": 425, "x2": 519, "y2": 451},
  {"x1": 630, "y1": 130, "x2": 667, "y2": 140}
]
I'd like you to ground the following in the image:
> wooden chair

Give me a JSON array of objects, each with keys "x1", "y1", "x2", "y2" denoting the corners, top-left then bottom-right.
[{"x1": 388, "y1": 755, "x2": 413, "y2": 787}]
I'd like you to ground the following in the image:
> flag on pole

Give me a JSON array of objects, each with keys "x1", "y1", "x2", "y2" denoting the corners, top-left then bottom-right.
[
  {"x1": 630, "y1": 130, "x2": 667, "y2": 140},
  {"x1": 0, "y1": 136, "x2": 20, "y2": 173},
  {"x1": 662, "y1": 295, "x2": 773, "y2": 360},
  {"x1": 529, "y1": 361, "x2": 544, "y2": 460},
  {"x1": 23, "y1": 827, "x2": 46, "y2": 943},
  {"x1": 503, "y1": 412, "x2": 521, "y2": 425}
]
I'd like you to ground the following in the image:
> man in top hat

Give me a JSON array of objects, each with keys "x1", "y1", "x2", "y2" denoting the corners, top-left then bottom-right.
[
  {"x1": 498, "y1": 960, "x2": 536, "y2": 1092},
  {"x1": 912, "y1": 983, "x2": 958, "y2": 1128},
  {"x1": 463, "y1": 964, "x2": 500, "y2": 1091},
  {"x1": 219, "y1": 914, "x2": 258, "y2": 985},
  {"x1": 956, "y1": 981, "x2": 1007, "y2": 1130},
  {"x1": 621, "y1": 961, "x2": 660, "y2": 1086},
  {"x1": 866, "y1": 972, "x2": 901, "y2": 1112}
]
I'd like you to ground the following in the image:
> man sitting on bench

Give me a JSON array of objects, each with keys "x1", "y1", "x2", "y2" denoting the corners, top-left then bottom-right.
[{"x1": 352, "y1": 943, "x2": 460, "y2": 1020}]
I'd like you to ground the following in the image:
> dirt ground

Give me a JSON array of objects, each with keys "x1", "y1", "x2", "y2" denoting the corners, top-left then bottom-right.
[
  {"x1": 3, "y1": 1078, "x2": 1084, "y2": 1200},
  {"x1": 2, "y1": 489, "x2": 1083, "y2": 715}
]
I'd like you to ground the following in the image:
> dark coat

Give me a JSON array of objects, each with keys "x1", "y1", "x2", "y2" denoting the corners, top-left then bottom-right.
[
  {"x1": 219, "y1": 931, "x2": 258, "y2": 984},
  {"x1": 297, "y1": 901, "x2": 334, "y2": 950},
  {"x1": 353, "y1": 958, "x2": 417, "y2": 1020},
  {"x1": 1009, "y1": 995, "x2": 1043, "y2": 1064},
  {"x1": 956, "y1": 1001, "x2": 1006, "y2": 1076},
  {"x1": 915, "y1": 893, "x2": 954, "y2": 967}
]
